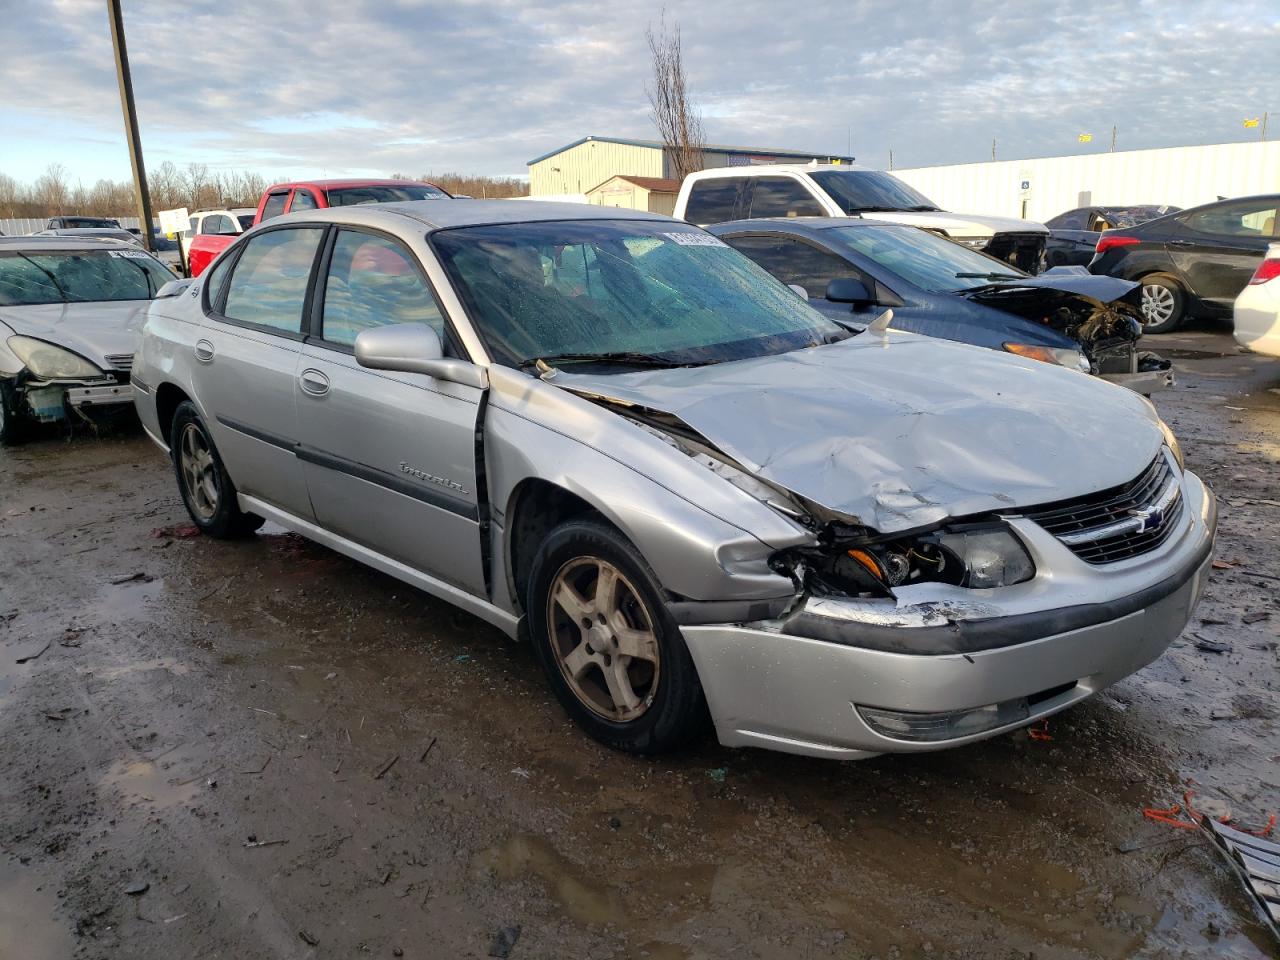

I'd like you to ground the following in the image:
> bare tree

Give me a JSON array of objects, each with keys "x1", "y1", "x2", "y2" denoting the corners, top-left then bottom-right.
[{"x1": 645, "y1": 14, "x2": 705, "y2": 182}]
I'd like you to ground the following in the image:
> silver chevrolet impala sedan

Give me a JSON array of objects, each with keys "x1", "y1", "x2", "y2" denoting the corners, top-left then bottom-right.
[{"x1": 133, "y1": 201, "x2": 1216, "y2": 759}]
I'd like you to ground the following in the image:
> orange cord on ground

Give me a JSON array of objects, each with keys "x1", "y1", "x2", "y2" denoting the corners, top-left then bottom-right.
[
  {"x1": 1028, "y1": 720, "x2": 1053, "y2": 741},
  {"x1": 1141, "y1": 789, "x2": 1276, "y2": 837}
]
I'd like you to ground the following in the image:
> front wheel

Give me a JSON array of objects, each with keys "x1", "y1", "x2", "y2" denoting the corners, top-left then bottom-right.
[
  {"x1": 527, "y1": 520, "x2": 708, "y2": 754},
  {"x1": 1138, "y1": 274, "x2": 1186, "y2": 334},
  {"x1": 169, "y1": 401, "x2": 263, "y2": 538}
]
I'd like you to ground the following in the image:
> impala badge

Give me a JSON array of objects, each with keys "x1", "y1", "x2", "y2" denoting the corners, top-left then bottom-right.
[{"x1": 399, "y1": 462, "x2": 468, "y2": 495}]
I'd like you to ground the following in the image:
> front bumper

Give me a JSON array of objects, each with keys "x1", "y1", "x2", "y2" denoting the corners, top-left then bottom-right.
[{"x1": 682, "y1": 469, "x2": 1215, "y2": 759}]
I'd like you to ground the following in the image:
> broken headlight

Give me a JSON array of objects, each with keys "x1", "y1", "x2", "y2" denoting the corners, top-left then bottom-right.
[
  {"x1": 794, "y1": 522, "x2": 1035, "y2": 596},
  {"x1": 8, "y1": 336, "x2": 104, "y2": 380},
  {"x1": 1003, "y1": 342, "x2": 1090, "y2": 373}
]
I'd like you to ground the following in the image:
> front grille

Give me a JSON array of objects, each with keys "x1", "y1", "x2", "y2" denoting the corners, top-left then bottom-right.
[
  {"x1": 984, "y1": 232, "x2": 1047, "y2": 274},
  {"x1": 1022, "y1": 453, "x2": 1184, "y2": 564},
  {"x1": 103, "y1": 353, "x2": 134, "y2": 372}
]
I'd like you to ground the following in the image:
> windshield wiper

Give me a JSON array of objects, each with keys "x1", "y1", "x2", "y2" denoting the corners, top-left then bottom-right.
[
  {"x1": 521, "y1": 351, "x2": 694, "y2": 373},
  {"x1": 907, "y1": 205, "x2": 941, "y2": 211},
  {"x1": 846, "y1": 205, "x2": 899, "y2": 213},
  {"x1": 955, "y1": 272, "x2": 1023, "y2": 281},
  {"x1": 15, "y1": 252, "x2": 69, "y2": 302}
]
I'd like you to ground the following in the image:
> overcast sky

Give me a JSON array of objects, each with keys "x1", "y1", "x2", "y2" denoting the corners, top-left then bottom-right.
[{"x1": 2, "y1": 0, "x2": 1276, "y2": 186}]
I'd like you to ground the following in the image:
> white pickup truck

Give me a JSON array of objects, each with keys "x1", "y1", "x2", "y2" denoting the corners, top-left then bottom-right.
[
  {"x1": 179, "y1": 208, "x2": 256, "y2": 261},
  {"x1": 675, "y1": 164, "x2": 1049, "y2": 273}
]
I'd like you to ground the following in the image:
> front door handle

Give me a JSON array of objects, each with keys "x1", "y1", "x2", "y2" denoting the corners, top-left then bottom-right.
[
  {"x1": 298, "y1": 368, "x2": 330, "y2": 397},
  {"x1": 194, "y1": 339, "x2": 215, "y2": 362}
]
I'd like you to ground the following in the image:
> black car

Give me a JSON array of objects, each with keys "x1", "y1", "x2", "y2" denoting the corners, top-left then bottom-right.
[
  {"x1": 1089, "y1": 194, "x2": 1280, "y2": 333},
  {"x1": 1045, "y1": 205, "x2": 1177, "y2": 268},
  {"x1": 710, "y1": 218, "x2": 1170, "y2": 393},
  {"x1": 45, "y1": 215, "x2": 123, "y2": 230}
]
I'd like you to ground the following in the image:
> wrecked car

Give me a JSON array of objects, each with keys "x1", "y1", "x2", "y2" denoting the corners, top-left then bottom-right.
[
  {"x1": 133, "y1": 202, "x2": 1216, "y2": 759},
  {"x1": 712, "y1": 218, "x2": 1172, "y2": 394},
  {"x1": 0, "y1": 235, "x2": 176, "y2": 444}
]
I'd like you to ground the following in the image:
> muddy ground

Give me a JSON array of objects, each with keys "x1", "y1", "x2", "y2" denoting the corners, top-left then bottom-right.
[{"x1": 2, "y1": 321, "x2": 1278, "y2": 960}]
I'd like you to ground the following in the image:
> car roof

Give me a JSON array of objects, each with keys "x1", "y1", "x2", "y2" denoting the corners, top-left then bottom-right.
[
  {"x1": 0, "y1": 235, "x2": 137, "y2": 251},
  {"x1": 279, "y1": 199, "x2": 674, "y2": 231},
  {"x1": 263, "y1": 178, "x2": 444, "y2": 192},
  {"x1": 687, "y1": 163, "x2": 872, "y2": 180},
  {"x1": 708, "y1": 217, "x2": 887, "y2": 236}
]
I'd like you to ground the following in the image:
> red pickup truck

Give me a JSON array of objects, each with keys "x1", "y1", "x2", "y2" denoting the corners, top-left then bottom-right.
[{"x1": 186, "y1": 178, "x2": 451, "y2": 276}]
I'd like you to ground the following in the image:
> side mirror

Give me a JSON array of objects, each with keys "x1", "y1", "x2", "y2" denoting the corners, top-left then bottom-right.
[
  {"x1": 826, "y1": 277, "x2": 874, "y2": 306},
  {"x1": 156, "y1": 278, "x2": 195, "y2": 299},
  {"x1": 354, "y1": 323, "x2": 487, "y2": 390},
  {"x1": 787, "y1": 283, "x2": 810, "y2": 299}
]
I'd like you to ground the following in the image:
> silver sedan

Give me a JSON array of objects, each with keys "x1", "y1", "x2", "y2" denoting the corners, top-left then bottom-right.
[{"x1": 132, "y1": 201, "x2": 1215, "y2": 759}]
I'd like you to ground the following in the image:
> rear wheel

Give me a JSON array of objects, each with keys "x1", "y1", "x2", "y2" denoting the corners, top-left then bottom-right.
[
  {"x1": 527, "y1": 520, "x2": 708, "y2": 754},
  {"x1": 169, "y1": 401, "x2": 263, "y2": 538},
  {"x1": 1138, "y1": 274, "x2": 1186, "y2": 334}
]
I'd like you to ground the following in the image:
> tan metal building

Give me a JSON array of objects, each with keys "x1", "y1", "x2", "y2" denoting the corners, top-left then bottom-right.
[
  {"x1": 586, "y1": 175, "x2": 681, "y2": 216},
  {"x1": 529, "y1": 135, "x2": 852, "y2": 198}
]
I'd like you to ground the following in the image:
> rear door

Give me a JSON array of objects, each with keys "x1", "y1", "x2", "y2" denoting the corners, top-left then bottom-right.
[
  {"x1": 193, "y1": 225, "x2": 325, "y2": 518},
  {"x1": 1170, "y1": 198, "x2": 1279, "y2": 308},
  {"x1": 293, "y1": 227, "x2": 487, "y2": 594}
]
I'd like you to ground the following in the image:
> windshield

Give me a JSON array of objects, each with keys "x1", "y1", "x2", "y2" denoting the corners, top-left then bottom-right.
[
  {"x1": 810, "y1": 170, "x2": 939, "y2": 213},
  {"x1": 830, "y1": 224, "x2": 1024, "y2": 293},
  {"x1": 0, "y1": 249, "x2": 175, "y2": 305},
  {"x1": 433, "y1": 219, "x2": 845, "y2": 368},
  {"x1": 327, "y1": 185, "x2": 450, "y2": 206}
]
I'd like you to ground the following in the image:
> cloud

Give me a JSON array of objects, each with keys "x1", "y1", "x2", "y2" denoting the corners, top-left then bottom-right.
[{"x1": 1, "y1": 0, "x2": 1276, "y2": 183}]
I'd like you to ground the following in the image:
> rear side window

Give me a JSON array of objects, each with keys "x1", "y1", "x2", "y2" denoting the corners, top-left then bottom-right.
[
  {"x1": 221, "y1": 228, "x2": 324, "y2": 333},
  {"x1": 289, "y1": 190, "x2": 319, "y2": 212},
  {"x1": 320, "y1": 230, "x2": 448, "y2": 347},
  {"x1": 748, "y1": 178, "x2": 826, "y2": 219},
  {"x1": 260, "y1": 192, "x2": 289, "y2": 222},
  {"x1": 1184, "y1": 199, "x2": 1279, "y2": 238},
  {"x1": 684, "y1": 179, "x2": 742, "y2": 224},
  {"x1": 726, "y1": 235, "x2": 858, "y2": 298}
]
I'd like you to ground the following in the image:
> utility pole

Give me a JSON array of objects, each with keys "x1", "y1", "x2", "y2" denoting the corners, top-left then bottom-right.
[
  {"x1": 1111, "y1": 125, "x2": 1117, "y2": 153},
  {"x1": 1262, "y1": 112, "x2": 1270, "y2": 142},
  {"x1": 107, "y1": 0, "x2": 154, "y2": 251},
  {"x1": 991, "y1": 139, "x2": 996, "y2": 161},
  {"x1": 888, "y1": 149, "x2": 894, "y2": 171}
]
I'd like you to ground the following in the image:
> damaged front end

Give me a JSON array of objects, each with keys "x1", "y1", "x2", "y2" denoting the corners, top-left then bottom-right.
[
  {"x1": 964, "y1": 277, "x2": 1173, "y2": 393},
  {"x1": 1, "y1": 337, "x2": 133, "y2": 442}
]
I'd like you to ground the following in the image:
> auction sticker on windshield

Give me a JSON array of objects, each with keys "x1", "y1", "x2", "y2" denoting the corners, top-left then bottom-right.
[
  {"x1": 108, "y1": 250, "x2": 153, "y2": 259},
  {"x1": 664, "y1": 232, "x2": 727, "y2": 247}
]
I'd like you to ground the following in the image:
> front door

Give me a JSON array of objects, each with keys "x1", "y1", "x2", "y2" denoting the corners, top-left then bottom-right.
[
  {"x1": 293, "y1": 227, "x2": 487, "y2": 595},
  {"x1": 1170, "y1": 199, "x2": 1278, "y2": 309},
  {"x1": 194, "y1": 225, "x2": 325, "y2": 518}
]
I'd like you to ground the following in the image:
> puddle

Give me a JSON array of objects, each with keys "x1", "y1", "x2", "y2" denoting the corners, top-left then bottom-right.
[
  {"x1": 478, "y1": 834, "x2": 628, "y2": 926},
  {"x1": 100, "y1": 752, "x2": 205, "y2": 808},
  {"x1": 80, "y1": 656, "x2": 191, "y2": 682},
  {"x1": 90, "y1": 577, "x2": 164, "y2": 619},
  {"x1": 0, "y1": 860, "x2": 74, "y2": 960}
]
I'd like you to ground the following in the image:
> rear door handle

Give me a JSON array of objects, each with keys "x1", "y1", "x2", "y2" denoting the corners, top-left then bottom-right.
[
  {"x1": 194, "y1": 339, "x2": 214, "y2": 362},
  {"x1": 298, "y1": 368, "x2": 330, "y2": 397}
]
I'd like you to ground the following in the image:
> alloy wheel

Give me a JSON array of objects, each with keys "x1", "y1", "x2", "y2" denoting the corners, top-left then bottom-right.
[
  {"x1": 1140, "y1": 284, "x2": 1176, "y2": 325},
  {"x1": 179, "y1": 422, "x2": 219, "y2": 521},
  {"x1": 546, "y1": 557, "x2": 661, "y2": 722}
]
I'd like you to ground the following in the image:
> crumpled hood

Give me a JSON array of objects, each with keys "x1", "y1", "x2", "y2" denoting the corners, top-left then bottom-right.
[
  {"x1": 0, "y1": 300, "x2": 146, "y2": 366},
  {"x1": 558, "y1": 333, "x2": 1163, "y2": 533},
  {"x1": 858, "y1": 210, "x2": 1049, "y2": 237},
  {"x1": 962, "y1": 273, "x2": 1137, "y2": 303}
]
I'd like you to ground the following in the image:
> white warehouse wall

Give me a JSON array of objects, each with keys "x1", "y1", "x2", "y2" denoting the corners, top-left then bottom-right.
[{"x1": 892, "y1": 141, "x2": 1280, "y2": 223}]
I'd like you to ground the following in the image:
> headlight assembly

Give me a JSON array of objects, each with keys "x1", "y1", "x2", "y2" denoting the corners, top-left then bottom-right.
[
  {"x1": 814, "y1": 522, "x2": 1035, "y2": 595},
  {"x1": 1004, "y1": 342, "x2": 1091, "y2": 374},
  {"x1": 1158, "y1": 419, "x2": 1185, "y2": 470},
  {"x1": 7, "y1": 336, "x2": 104, "y2": 380}
]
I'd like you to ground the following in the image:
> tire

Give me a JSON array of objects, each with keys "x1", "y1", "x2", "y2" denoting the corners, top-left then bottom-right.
[
  {"x1": 0, "y1": 379, "x2": 29, "y2": 446},
  {"x1": 526, "y1": 520, "x2": 708, "y2": 754},
  {"x1": 169, "y1": 401, "x2": 263, "y2": 538},
  {"x1": 1137, "y1": 273, "x2": 1186, "y2": 334}
]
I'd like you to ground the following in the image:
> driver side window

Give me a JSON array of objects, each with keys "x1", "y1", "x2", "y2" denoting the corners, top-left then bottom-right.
[{"x1": 725, "y1": 235, "x2": 859, "y2": 299}]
